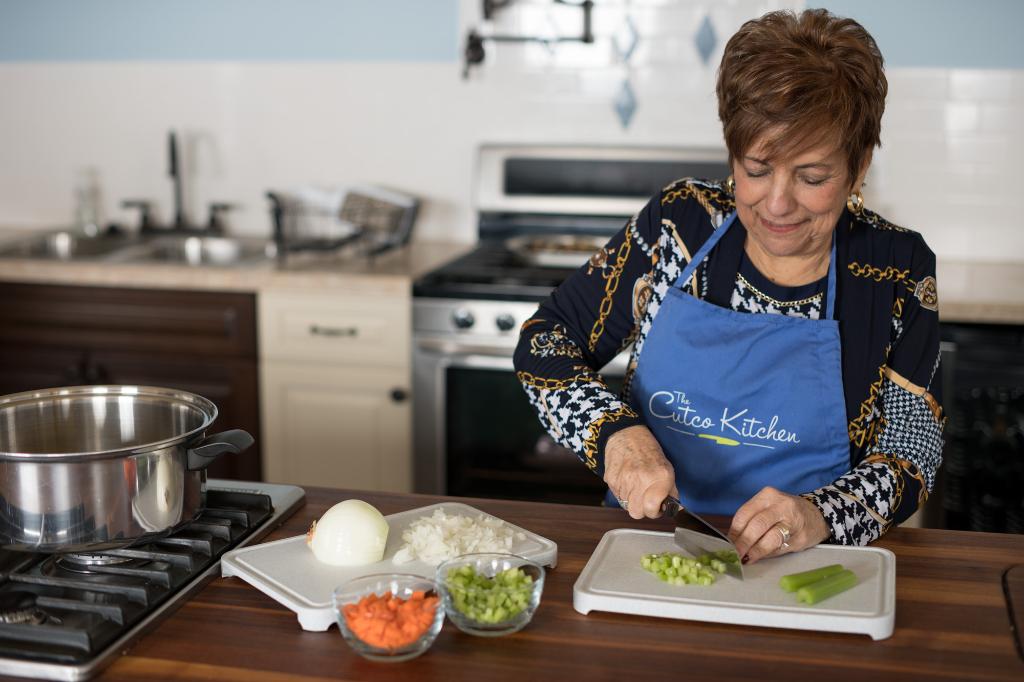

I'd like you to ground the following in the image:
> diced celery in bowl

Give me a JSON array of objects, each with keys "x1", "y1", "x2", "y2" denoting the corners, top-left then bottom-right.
[{"x1": 436, "y1": 553, "x2": 545, "y2": 637}]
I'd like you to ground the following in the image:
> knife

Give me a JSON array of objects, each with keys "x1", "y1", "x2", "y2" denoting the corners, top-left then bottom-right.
[{"x1": 661, "y1": 496, "x2": 744, "y2": 581}]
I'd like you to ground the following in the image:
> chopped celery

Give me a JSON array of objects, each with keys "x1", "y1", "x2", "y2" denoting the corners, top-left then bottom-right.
[
  {"x1": 640, "y1": 551, "x2": 733, "y2": 586},
  {"x1": 445, "y1": 565, "x2": 534, "y2": 624}
]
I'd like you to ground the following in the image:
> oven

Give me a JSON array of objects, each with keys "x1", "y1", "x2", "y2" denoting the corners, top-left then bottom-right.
[
  {"x1": 413, "y1": 298, "x2": 628, "y2": 504},
  {"x1": 412, "y1": 145, "x2": 729, "y2": 504}
]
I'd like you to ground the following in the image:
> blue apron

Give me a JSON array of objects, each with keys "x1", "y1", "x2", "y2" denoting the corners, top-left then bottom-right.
[{"x1": 609, "y1": 212, "x2": 849, "y2": 516}]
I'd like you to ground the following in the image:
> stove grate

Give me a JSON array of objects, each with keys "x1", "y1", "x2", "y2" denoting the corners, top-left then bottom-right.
[{"x1": 0, "y1": 490, "x2": 273, "y2": 666}]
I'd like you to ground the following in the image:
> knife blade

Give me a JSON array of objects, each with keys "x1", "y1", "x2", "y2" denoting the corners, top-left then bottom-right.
[{"x1": 661, "y1": 496, "x2": 744, "y2": 580}]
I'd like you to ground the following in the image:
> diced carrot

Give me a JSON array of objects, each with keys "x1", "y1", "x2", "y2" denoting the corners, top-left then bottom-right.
[{"x1": 344, "y1": 590, "x2": 437, "y2": 651}]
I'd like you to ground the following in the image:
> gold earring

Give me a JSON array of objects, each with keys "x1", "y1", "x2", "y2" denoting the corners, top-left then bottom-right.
[
  {"x1": 846, "y1": 189, "x2": 864, "y2": 215},
  {"x1": 725, "y1": 175, "x2": 735, "y2": 194}
]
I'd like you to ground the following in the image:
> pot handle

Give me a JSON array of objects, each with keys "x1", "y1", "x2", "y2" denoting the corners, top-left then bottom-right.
[{"x1": 187, "y1": 429, "x2": 255, "y2": 471}]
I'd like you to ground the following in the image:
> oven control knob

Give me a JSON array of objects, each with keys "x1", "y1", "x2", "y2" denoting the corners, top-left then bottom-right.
[
  {"x1": 495, "y1": 313, "x2": 516, "y2": 332},
  {"x1": 452, "y1": 308, "x2": 475, "y2": 329}
]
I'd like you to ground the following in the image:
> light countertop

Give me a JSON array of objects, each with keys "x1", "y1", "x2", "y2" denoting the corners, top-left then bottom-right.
[
  {"x1": 936, "y1": 260, "x2": 1024, "y2": 325},
  {"x1": 0, "y1": 229, "x2": 1020, "y2": 324},
  {"x1": 0, "y1": 232, "x2": 470, "y2": 297}
]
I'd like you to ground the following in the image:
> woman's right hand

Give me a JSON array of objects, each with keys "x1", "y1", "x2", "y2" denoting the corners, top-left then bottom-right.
[{"x1": 603, "y1": 425, "x2": 677, "y2": 519}]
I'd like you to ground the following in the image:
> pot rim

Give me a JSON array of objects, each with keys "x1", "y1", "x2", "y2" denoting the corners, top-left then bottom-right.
[{"x1": 0, "y1": 384, "x2": 218, "y2": 461}]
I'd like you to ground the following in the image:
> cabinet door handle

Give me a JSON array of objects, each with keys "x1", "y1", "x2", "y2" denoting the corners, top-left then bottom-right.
[
  {"x1": 309, "y1": 324, "x2": 358, "y2": 338},
  {"x1": 390, "y1": 388, "x2": 408, "y2": 403},
  {"x1": 63, "y1": 363, "x2": 83, "y2": 384},
  {"x1": 82, "y1": 359, "x2": 108, "y2": 384}
]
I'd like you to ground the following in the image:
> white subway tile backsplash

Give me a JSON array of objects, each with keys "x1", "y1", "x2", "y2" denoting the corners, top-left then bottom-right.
[
  {"x1": 943, "y1": 103, "x2": 981, "y2": 134},
  {"x1": 979, "y1": 104, "x2": 1017, "y2": 132},
  {"x1": 1011, "y1": 70, "x2": 1024, "y2": 101},
  {"x1": 946, "y1": 134, "x2": 1018, "y2": 165},
  {"x1": 883, "y1": 102, "x2": 946, "y2": 132},
  {"x1": 874, "y1": 63, "x2": 1023, "y2": 261},
  {"x1": 949, "y1": 70, "x2": 1014, "y2": 102},
  {"x1": 887, "y1": 69, "x2": 950, "y2": 101},
  {"x1": 876, "y1": 133, "x2": 948, "y2": 169}
]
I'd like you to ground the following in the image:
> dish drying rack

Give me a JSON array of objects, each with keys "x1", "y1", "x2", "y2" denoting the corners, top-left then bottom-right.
[{"x1": 266, "y1": 185, "x2": 419, "y2": 261}]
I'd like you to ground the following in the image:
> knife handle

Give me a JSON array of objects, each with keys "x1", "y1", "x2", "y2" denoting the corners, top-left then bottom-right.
[{"x1": 660, "y1": 496, "x2": 684, "y2": 517}]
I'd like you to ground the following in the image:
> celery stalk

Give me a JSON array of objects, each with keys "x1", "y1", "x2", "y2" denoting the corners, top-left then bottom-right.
[
  {"x1": 779, "y1": 563, "x2": 845, "y2": 592},
  {"x1": 795, "y1": 569, "x2": 858, "y2": 605}
]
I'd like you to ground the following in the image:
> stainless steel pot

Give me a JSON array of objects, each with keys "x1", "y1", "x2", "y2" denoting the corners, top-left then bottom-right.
[{"x1": 0, "y1": 385, "x2": 254, "y2": 552}]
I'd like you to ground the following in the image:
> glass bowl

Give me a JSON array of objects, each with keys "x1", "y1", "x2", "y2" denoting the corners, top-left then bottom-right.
[
  {"x1": 436, "y1": 553, "x2": 545, "y2": 637},
  {"x1": 333, "y1": 573, "x2": 444, "y2": 662}
]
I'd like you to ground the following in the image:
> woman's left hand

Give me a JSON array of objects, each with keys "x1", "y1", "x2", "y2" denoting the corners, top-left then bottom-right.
[{"x1": 727, "y1": 487, "x2": 830, "y2": 565}]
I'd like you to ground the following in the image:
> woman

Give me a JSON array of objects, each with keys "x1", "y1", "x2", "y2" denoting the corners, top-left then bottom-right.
[{"x1": 513, "y1": 9, "x2": 943, "y2": 565}]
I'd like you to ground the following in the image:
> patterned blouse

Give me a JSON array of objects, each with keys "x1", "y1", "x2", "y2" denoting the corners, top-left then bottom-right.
[{"x1": 513, "y1": 178, "x2": 945, "y2": 545}]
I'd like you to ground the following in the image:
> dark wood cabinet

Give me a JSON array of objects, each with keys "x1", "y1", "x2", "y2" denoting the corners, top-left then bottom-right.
[{"x1": 0, "y1": 283, "x2": 261, "y2": 481}]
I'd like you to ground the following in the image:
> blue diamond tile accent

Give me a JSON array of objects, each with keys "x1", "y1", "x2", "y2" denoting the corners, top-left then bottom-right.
[
  {"x1": 614, "y1": 15, "x2": 640, "y2": 63},
  {"x1": 695, "y1": 14, "x2": 717, "y2": 65},
  {"x1": 614, "y1": 78, "x2": 637, "y2": 129}
]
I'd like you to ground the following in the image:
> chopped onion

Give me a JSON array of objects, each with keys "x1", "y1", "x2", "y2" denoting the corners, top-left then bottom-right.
[
  {"x1": 306, "y1": 499, "x2": 389, "y2": 566},
  {"x1": 391, "y1": 509, "x2": 525, "y2": 567}
]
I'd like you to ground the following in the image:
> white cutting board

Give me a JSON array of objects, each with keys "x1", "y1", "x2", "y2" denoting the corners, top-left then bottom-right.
[
  {"x1": 221, "y1": 502, "x2": 558, "y2": 631},
  {"x1": 573, "y1": 529, "x2": 894, "y2": 640}
]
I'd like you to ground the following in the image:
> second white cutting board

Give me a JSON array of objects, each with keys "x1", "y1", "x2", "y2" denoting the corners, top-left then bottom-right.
[
  {"x1": 573, "y1": 529, "x2": 894, "y2": 640},
  {"x1": 222, "y1": 502, "x2": 558, "y2": 631}
]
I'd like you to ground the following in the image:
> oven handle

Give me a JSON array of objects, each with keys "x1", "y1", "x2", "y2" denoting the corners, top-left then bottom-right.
[{"x1": 414, "y1": 337, "x2": 629, "y2": 377}]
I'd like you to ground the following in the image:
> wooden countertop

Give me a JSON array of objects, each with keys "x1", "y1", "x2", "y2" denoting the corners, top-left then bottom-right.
[{"x1": 78, "y1": 488, "x2": 1024, "y2": 681}]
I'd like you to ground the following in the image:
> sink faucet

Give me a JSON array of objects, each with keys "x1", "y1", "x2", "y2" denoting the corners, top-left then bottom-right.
[
  {"x1": 168, "y1": 131, "x2": 186, "y2": 231},
  {"x1": 120, "y1": 130, "x2": 232, "y2": 236}
]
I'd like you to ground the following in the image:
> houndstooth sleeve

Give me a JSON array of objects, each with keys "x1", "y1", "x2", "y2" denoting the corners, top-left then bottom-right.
[{"x1": 512, "y1": 198, "x2": 667, "y2": 476}]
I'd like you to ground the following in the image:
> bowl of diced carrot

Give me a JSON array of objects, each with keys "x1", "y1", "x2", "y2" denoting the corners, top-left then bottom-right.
[{"x1": 333, "y1": 574, "x2": 444, "y2": 662}]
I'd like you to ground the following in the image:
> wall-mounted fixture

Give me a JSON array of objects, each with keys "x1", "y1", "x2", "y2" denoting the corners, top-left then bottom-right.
[{"x1": 463, "y1": 0, "x2": 595, "y2": 79}]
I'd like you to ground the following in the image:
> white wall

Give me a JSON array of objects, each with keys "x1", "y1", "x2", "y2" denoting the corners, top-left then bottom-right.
[{"x1": 0, "y1": 0, "x2": 1022, "y2": 263}]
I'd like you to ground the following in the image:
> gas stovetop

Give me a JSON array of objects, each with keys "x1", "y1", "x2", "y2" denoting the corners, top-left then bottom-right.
[
  {"x1": 413, "y1": 243, "x2": 576, "y2": 302},
  {"x1": 0, "y1": 480, "x2": 305, "y2": 682}
]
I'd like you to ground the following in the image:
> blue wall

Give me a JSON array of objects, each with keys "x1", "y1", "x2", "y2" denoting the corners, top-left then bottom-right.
[
  {"x1": 2, "y1": 1, "x2": 1021, "y2": 68},
  {"x1": 815, "y1": 0, "x2": 1024, "y2": 69},
  {"x1": 0, "y1": 0, "x2": 459, "y2": 61}
]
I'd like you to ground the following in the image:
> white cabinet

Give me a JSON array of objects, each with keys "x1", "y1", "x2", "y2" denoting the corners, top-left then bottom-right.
[{"x1": 259, "y1": 289, "x2": 412, "y2": 492}]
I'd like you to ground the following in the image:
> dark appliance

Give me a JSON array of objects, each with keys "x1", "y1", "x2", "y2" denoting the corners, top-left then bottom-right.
[
  {"x1": 0, "y1": 481, "x2": 304, "y2": 681},
  {"x1": 412, "y1": 145, "x2": 729, "y2": 504},
  {"x1": 938, "y1": 323, "x2": 1024, "y2": 534}
]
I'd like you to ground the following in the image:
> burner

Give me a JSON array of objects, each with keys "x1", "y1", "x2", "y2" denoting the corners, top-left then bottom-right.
[
  {"x1": 52, "y1": 553, "x2": 140, "y2": 576},
  {"x1": 0, "y1": 590, "x2": 52, "y2": 626},
  {"x1": 58, "y1": 553, "x2": 135, "y2": 568}
]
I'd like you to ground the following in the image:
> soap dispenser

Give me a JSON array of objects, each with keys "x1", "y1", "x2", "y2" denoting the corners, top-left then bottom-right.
[{"x1": 73, "y1": 167, "x2": 103, "y2": 236}]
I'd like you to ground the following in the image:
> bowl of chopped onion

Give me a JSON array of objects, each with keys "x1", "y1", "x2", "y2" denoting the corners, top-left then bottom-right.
[
  {"x1": 333, "y1": 574, "x2": 445, "y2": 662},
  {"x1": 436, "y1": 553, "x2": 545, "y2": 637}
]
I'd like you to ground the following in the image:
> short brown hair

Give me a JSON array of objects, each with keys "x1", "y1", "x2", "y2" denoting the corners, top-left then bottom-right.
[{"x1": 716, "y1": 9, "x2": 887, "y2": 187}]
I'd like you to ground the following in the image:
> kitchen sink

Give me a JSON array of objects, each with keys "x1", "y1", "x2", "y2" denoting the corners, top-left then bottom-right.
[
  {"x1": 0, "y1": 230, "x2": 275, "y2": 267},
  {"x1": 0, "y1": 230, "x2": 136, "y2": 260},
  {"x1": 107, "y1": 235, "x2": 275, "y2": 267}
]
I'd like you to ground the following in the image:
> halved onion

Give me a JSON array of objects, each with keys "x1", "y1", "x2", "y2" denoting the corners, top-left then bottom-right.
[{"x1": 306, "y1": 499, "x2": 389, "y2": 566}]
